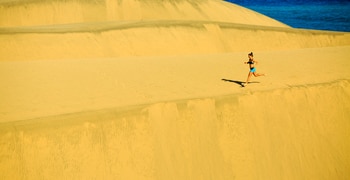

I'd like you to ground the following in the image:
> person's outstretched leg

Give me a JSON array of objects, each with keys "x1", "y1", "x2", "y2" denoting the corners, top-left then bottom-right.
[{"x1": 253, "y1": 72, "x2": 265, "y2": 77}]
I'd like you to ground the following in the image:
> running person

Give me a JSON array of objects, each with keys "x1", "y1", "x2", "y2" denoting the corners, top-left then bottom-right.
[{"x1": 243, "y1": 52, "x2": 265, "y2": 86}]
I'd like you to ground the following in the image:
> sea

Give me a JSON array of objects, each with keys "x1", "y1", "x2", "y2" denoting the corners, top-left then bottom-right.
[{"x1": 225, "y1": 0, "x2": 350, "y2": 32}]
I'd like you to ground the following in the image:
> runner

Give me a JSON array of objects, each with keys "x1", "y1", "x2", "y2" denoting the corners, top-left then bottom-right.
[{"x1": 243, "y1": 52, "x2": 265, "y2": 86}]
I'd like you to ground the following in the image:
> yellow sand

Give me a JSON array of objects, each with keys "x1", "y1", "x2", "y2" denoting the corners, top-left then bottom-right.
[{"x1": 0, "y1": 0, "x2": 350, "y2": 179}]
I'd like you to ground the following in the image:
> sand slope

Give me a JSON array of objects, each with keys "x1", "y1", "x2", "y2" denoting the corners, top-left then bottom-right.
[
  {"x1": 0, "y1": 20, "x2": 349, "y2": 61},
  {"x1": 0, "y1": 0, "x2": 350, "y2": 179},
  {"x1": 1, "y1": 80, "x2": 349, "y2": 179}
]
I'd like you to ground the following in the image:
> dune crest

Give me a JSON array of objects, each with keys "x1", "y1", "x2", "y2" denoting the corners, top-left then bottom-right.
[{"x1": 0, "y1": 0, "x2": 288, "y2": 27}]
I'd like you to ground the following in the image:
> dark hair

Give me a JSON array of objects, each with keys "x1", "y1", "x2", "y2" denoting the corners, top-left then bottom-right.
[{"x1": 248, "y1": 52, "x2": 253, "y2": 56}]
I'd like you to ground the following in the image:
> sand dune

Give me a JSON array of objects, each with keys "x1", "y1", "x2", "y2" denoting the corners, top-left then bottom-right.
[
  {"x1": 1, "y1": 0, "x2": 348, "y2": 61},
  {"x1": 0, "y1": 0, "x2": 350, "y2": 179},
  {"x1": 0, "y1": 0, "x2": 288, "y2": 27}
]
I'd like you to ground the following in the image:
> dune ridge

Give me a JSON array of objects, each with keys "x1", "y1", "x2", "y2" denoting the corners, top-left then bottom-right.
[
  {"x1": 1, "y1": 20, "x2": 349, "y2": 61},
  {"x1": 1, "y1": 46, "x2": 350, "y2": 123}
]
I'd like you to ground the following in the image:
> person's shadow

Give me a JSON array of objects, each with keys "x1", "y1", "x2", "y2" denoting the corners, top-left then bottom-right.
[{"x1": 221, "y1": 79, "x2": 259, "y2": 87}]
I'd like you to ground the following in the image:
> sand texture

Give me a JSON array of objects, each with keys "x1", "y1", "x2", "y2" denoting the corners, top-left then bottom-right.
[{"x1": 1, "y1": 0, "x2": 350, "y2": 179}]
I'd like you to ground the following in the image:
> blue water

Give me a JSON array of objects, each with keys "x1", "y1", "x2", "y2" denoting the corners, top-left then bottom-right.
[{"x1": 225, "y1": 0, "x2": 350, "y2": 32}]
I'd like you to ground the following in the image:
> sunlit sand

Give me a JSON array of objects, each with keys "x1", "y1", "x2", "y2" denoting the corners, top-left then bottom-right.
[{"x1": 1, "y1": 0, "x2": 349, "y2": 179}]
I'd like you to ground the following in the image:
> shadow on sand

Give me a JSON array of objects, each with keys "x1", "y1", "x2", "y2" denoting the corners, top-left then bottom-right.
[{"x1": 221, "y1": 79, "x2": 259, "y2": 87}]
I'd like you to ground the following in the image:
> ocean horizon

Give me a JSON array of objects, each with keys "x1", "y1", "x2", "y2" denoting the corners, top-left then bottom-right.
[{"x1": 225, "y1": 0, "x2": 350, "y2": 32}]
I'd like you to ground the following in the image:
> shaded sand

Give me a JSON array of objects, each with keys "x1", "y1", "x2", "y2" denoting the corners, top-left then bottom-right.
[{"x1": 1, "y1": 0, "x2": 350, "y2": 179}]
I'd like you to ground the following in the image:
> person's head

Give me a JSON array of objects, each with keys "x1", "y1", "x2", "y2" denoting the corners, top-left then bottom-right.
[{"x1": 248, "y1": 52, "x2": 253, "y2": 59}]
